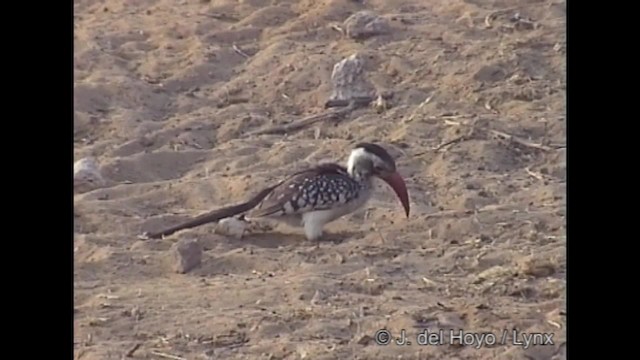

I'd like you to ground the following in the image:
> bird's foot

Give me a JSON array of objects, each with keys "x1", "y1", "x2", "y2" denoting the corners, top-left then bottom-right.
[
  {"x1": 308, "y1": 233, "x2": 343, "y2": 249},
  {"x1": 319, "y1": 232, "x2": 344, "y2": 245}
]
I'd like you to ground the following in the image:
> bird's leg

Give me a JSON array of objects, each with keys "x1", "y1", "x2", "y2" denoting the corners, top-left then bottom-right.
[
  {"x1": 306, "y1": 227, "x2": 323, "y2": 249},
  {"x1": 302, "y1": 212, "x2": 328, "y2": 249}
]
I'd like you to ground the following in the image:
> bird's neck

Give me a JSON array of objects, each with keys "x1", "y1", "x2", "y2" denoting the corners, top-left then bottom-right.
[{"x1": 347, "y1": 165, "x2": 373, "y2": 186}]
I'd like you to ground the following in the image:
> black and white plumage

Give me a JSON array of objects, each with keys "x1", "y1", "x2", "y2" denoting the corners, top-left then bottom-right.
[
  {"x1": 142, "y1": 142, "x2": 410, "y2": 241},
  {"x1": 246, "y1": 142, "x2": 410, "y2": 241}
]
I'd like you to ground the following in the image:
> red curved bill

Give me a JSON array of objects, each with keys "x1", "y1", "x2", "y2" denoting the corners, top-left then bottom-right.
[{"x1": 381, "y1": 172, "x2": 410, "y2": 217}]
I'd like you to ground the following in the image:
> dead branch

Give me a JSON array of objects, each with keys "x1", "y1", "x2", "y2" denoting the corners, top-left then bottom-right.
[
  {"x1": 245, "y1": 99, "x2": 370, "y2": 136},
  {"x1": 140, "y1": 184, "x2": 278, "y2": 239},
  {"x1": 433, "y1": 135, "x2": 468, "y2": 151}
]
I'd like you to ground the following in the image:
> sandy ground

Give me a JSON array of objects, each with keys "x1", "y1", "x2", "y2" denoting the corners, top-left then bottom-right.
[{"x1": 74, "y1": 0, "x2": 566, "y2": 359}]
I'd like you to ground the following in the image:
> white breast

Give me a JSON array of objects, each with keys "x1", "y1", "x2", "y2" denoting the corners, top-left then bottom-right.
[{"x1": 301, "y1": 185, "x2": 372, "y2": 241}]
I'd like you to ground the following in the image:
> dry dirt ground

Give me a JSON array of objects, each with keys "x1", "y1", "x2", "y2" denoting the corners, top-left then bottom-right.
[{"x1": 74, "y1": 0, "x2": 566, "y2": 359}]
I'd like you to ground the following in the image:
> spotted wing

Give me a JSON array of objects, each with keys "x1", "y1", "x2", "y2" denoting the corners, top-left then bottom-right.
[{"x1": 249, "y1": 163, "x2": 361, "y2": 218}]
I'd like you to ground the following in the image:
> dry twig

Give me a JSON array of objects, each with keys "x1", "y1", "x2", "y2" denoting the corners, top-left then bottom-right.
[
  {"x1": 420, "y1": 94, "x2": 434, "y2": 107},
  {"x1": 547, "y1": 320, "x2": 562, "y2": 329},
  {"x1": 426, "y1": 113, "x2": 474, "y2": 121},
  {"x1": 525, "y1": 167, "x2": 545, "y2": 181},
  {"x1": 488, "y1": 129, "x2": 553, "y2": 151},
  {"x1": 423, "y1": 210, "x2": 463, "y2": 220},
  {"x1": 422, "y1": 204, "x2": 523, "y2": 221},
  {"x1": 433, "y1": 134, "x2": 468, "y2": 151},
  {"x1": 373, "y1": 225, "x2": 386, "y2": 244},
  {"x1": 232, "y1": 44, "x2": 250, "y2": 58},
  {"x1": 415, "y1": 115, "x2": 555, "y2": 155},
  {"x1": 200, "y1": 13, "x2": 239, "y2": 22},
  {"x1": 245, "y1": 99, "x2": 370, "y2": 136},
  {"x1": 150, "y1": 351, "x2": 186, "y2": 360},
  {"x1": 324, "y1": 96, "x2": 378, "y2": 108},
  {"x1": 330, "y1": 24, "x2": 345, "y2": 35},
  {"x1": 433, "y1": 118, "x2": 478, "y2": 152},
  {"x1": 75, "y1": 349, "x2": 86, "y2": 360},
  {"x1": 125, "y1": 343, "x2": 142, "y2": 358},
  {"x1": 421, "y1": 277, "x2": 437, "y2": 287}
]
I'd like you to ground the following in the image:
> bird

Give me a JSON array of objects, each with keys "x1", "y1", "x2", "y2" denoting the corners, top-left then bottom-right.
[
  {"x1": 142, "y1": 142, "x2": 410, "y2": 242},
  {"x1": 244, "y1": 142, "x2": 410, "y2": 241}
]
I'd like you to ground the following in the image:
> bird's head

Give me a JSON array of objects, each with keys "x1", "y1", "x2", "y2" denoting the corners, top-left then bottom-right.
[{"x1": 347, "y1": 143, "x2": 410, "y2": 217}]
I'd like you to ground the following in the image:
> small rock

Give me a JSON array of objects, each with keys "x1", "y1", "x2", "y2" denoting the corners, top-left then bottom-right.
[
  {"x1": 344, "y1": 11, "x2": 391, "y2": 40},
  {"x1": 329, "y1": 53, "x2": 376, "y2": 103},
  {"x1": 216, "y1": 217, "x2": 248, "y2": 239},
  {"x1": 74, "y1": 157, "x2": 105, "y2": 193},
  {"x1": 171, "y1": 239, "x2": 203, "y2": 273}
]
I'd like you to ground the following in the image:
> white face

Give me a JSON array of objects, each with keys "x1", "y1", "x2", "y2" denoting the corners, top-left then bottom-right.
[{"x1": 347, "y1": 147, "x2": 392, "y2": 176}]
